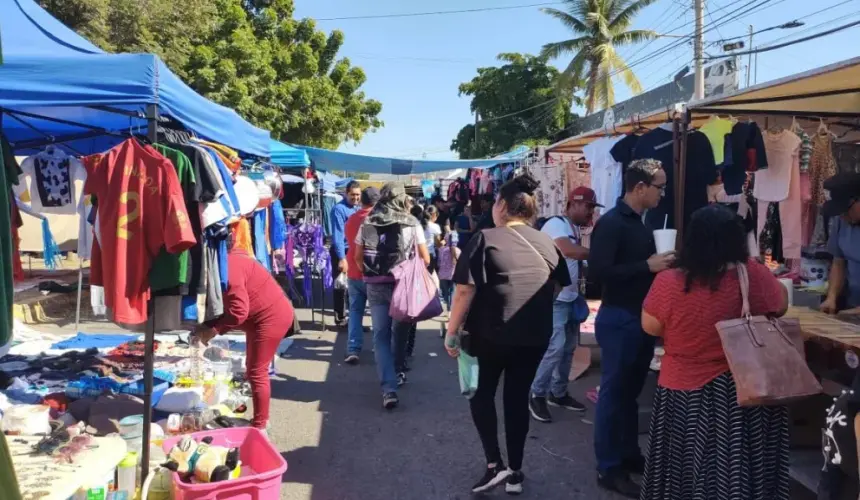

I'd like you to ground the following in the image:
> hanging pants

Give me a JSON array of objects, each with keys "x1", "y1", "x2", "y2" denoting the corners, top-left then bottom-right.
[{"x1": 593, "y1": 305, "x2": 656, "y2": 474}]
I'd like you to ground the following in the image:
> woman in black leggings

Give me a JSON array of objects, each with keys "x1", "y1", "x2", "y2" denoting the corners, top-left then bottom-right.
[{"x1": 445, "y1": 174, "x2": 570, "y2": 495}]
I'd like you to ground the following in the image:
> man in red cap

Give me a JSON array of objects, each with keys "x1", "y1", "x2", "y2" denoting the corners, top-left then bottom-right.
[{"x1": 529, "y1": 186, "x2": 601, "y2": 423}]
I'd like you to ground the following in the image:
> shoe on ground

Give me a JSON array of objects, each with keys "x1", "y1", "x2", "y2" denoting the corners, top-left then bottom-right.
[
  {"x1": 363, "y1": 326, "x2": 371, "y2": 333},
  {"x1": 622, "y1": 455, "x2": 646, "y2": 475},
  {"x1": 344, "y1": 353, "x2": 359, "y2": 365},
  {"x1": 397, "y1": 372, "x2": 407, "y2": 387},
  {"x1": 472, "y1": 463, "x2": 511, "y2": 493},
  {"x1": 597, "y1": 468, "x2": 641, "y2": 499},
  {"x1": 382, "y1": 392, "x2": 399, "y2": 410},
  {"x1": 505, "y1": 470, "x2": 524, "y2": 495},
  {"x1": 548, "y1": 393, "x2": 586, "y2": 412},
  {"x1": 528, "y1": 396, "x2": 552, "y2": 423},
  {"x1": 334, "y1": 318, "x2": 348, "y2": 328}
]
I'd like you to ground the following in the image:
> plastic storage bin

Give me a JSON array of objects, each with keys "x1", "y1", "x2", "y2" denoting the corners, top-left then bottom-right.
[{"x1": 161, "y1": 427, "x2": 287, "y2": 500}]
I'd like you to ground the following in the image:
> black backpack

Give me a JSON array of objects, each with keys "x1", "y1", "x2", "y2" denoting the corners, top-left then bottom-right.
[{"x1": 535, "y1": 215, "x2": 563, "y2": 231}]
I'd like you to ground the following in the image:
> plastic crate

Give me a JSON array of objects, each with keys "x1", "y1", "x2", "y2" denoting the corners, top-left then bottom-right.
[
  {"x1": 161, "y1": 427, "x2": 287, "y2": 500},
  {"x1": 117, "y1": 379, "x2": 169, "y2": 406}
]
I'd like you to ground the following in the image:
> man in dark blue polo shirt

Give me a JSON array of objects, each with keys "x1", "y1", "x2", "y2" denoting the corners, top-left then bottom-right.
[
  {"x1": 589, "y1": 158, "x2": 676, "y2": 498},
  {"x1": 820, "y1": 171, "x2": 860, "y2": 315}
]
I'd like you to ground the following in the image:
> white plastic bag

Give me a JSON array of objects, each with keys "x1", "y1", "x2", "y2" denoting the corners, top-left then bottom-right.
[
  {"x1": 334, "y1": 273, "x2": 348, "y2": 290},
  {"x1": 1, "y1": 404, "x2": 51, "y2": 435}
]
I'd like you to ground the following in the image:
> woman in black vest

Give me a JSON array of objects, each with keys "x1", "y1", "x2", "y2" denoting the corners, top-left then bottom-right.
[{"x1": 445, "y1": 174, "x2": 571, "y2": 495}]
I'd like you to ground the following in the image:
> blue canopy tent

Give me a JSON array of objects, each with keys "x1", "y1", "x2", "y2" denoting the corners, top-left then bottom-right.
[
  {"x1": 0, "y1": 0, "x2": 275, "y2": 480},
  {"x1": 300, "y1": 146, "x2": 515, "y2": 174},
  {"x1": 0, "y1": 0, "x2": 270, "y2": 157},
  {"x1": 270, "y1": 139, "x2": 310, "y2": 167}
]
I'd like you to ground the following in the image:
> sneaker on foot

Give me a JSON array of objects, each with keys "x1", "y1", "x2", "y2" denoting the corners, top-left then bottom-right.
[
  {"x1": 505, "y1": 470, "x2": 524, "y2": 495},
  {"x1": 344, "y1": 353, "x2": 359, "y2": 365},
  {"x1": 397, "y1": 372, "x2": 407, "y2": 387},
  {"x1": 548, "y1": 393, "x2": 586, "y2": 412},
  {"x1": 528, "y1": 396, "x2": 552, "y2": 423},
  {"x1": 597, "y1": 468, "x2": 641, "y2": 499},
  {"x1": 471, "y1": 463, "x2": 511, "y2": 493},
  {"x1": 382, "y1": 392, "x2": 399, "y2": 410}
]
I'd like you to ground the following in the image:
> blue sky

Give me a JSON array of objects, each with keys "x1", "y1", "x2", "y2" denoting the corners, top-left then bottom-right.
[{"x1": 294, "y1": 0, "x2": 860, "y2": 160}]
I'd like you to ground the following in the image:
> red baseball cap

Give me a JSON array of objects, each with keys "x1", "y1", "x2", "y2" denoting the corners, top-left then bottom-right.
[{"x1": 570, "y1": 186, "x2": 604, "y2": 207}]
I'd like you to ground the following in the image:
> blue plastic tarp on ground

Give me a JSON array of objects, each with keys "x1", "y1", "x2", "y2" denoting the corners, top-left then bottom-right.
[
  {"x1": 270, "y1": 140, "x2": 310, "y2": 167},
  {"x1": 0, "y1": 0, "x2": 270, "y2": 157},
  {"x1": 301, "y1": 146, "x2": 512, "y2": 174}
]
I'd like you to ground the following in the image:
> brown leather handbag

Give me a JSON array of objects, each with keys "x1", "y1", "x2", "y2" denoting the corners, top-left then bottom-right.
[{"x1": 715, "y1": 263, "x2": 822, "y2": 406}]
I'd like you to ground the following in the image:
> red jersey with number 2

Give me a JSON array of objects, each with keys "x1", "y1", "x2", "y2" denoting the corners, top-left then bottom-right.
[{"x1": 85, "y1": 139, "x2": 196, "y2": 325}]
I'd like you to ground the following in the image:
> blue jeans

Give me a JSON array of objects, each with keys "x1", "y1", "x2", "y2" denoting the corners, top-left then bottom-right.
[
  {"x1": 367, "y1": 283, "x2": 412, "y2": 394},
  {"x1": 346, "y1": 279, "x2": 367, "y2": 355},
  {"x1": 439, "y1": 280, "x2": 454, "y2": 310},
  {"x1": 530, "y1": 300, "x2": 580, "y2": 398},
  {"x1": 592, "y1": 305, "x2": 656, "y2": 474}
]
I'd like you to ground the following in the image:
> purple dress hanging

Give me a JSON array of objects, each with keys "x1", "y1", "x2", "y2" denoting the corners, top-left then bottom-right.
[{"x1": 285, "y1": 223, "x2": 333, "y2": 305}]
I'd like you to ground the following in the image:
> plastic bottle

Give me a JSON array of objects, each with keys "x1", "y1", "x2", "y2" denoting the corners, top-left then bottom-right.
[{"x1": 116, "y1": 452, "x2": 138, "y2": 499}]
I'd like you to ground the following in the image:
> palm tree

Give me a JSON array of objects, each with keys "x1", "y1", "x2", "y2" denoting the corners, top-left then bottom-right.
[{"x1": 541, "y1": 0, "x2": 658, "y2": 114}]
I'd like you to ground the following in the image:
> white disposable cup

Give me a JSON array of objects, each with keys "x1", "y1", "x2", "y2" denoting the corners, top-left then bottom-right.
[
  {"x1": 653, "y1": 229, "x2": 677, "y2": 254},
  {"x1": 779, "y1": 278, "x2": 794, "y2": 306}
]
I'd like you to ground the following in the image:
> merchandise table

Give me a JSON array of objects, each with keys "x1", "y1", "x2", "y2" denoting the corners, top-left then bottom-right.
[{"x1": 9, "y1": 435, "x2": 127, "y2": 500}]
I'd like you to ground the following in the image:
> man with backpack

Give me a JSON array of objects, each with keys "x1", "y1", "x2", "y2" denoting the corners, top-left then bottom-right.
[{"x1": 529, "y1": 186, "x2": 599, "y2": 423}]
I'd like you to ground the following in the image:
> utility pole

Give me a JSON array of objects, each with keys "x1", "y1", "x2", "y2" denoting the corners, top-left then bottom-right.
[
  {"x1": 693, "y1": 0, "x2": 705, "y2": 100},
  {"x1": 746, "y1": 25, "x2": 754, "y2": 87}
]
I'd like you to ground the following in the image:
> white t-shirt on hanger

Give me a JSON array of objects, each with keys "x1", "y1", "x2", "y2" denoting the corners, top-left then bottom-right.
[{"x1": 583, "y1": 136, "x2": 625, "y2": 213}]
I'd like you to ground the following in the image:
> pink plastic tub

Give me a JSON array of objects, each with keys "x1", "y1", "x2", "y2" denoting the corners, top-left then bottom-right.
[{"x1": 161, "y1": 427, "x2": 287, "y2": 500}]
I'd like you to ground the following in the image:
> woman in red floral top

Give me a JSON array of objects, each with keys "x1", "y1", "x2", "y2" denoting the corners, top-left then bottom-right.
[{"x1": 639, "y1": 204, "x2": 789, "y2": 500}]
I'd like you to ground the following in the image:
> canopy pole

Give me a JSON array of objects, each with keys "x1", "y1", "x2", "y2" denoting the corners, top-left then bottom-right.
[{"x1": 141, "y1": 103, "x2": 158, "y2": 483}]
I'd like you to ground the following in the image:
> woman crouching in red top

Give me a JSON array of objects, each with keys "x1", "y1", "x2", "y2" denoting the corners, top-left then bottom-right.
[
  {"x1": 193, "y1": 233, "x2": 295, "y2": 431},
  {"x1": 639, "y1": 205, "x2": 789, "y2": 500}
]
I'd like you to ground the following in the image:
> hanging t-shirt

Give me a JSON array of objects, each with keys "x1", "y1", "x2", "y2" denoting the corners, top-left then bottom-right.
[
  {"x1": 583, "y1": 136, "x2": 624, "y2": 213},
  {"x1": 754, "y1": 130, "x2": 800, "y2": 203},
  {"x1": 0, "y1": 134, "x2": 22, "y2": 352},
  {"x1": 633, "y1": 127, "x2": 716, "y2": 231},
  {"x1": 610, "y1": 134, "x2": 640, "y2": 179},
  {"x1": 15, "y1": 148, "x2": 86, "y2": 215},
  {"x1": 699, "y1": 117, "x2": 735, "y2": 166},
  {"x1": 84, "y1": 139, "x2": 196, "y2": 325},
  {"x1": 150, "y1": 144, "x2": 197, "y2": 292}
]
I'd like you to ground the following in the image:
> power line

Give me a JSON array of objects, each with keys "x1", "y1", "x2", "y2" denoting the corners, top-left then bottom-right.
[
  {"x1": 477, "y1": 98, "x2": 559, "y2": 124},
  {"x1": 758, "y1": 8, "x2": 860, "y2": 45},
  {"x1": 708, "y1": 18, "x2": 860, "y2": 58},
  {"x1": 713, "y1": 0, "x2": 854, "y2": 44},
  {"x1": 315, "y1": 2, "x2": 564, "y2": 21}
]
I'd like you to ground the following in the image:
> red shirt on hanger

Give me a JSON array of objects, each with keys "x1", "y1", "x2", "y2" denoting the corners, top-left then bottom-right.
[{"x1": 84, "y1": 139, "x2": 196, "y2": 325}]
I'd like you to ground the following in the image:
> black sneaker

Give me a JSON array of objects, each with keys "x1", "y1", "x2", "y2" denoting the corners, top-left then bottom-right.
[
  {"x1": 382, "y1": 392, "x2": 399, "y2": 410},
  {"x1": 548, "y1": 393, "x2": 586, "y2": 412},
  {"x1": 471, "y1": 463, "x2": 511, "y2": 493},
  {"x1": 397, "y1": 372, "x2": 407, "y2": 387},
  {"x1": 505, "y1": 470, "x2": 524, "y2": 495},
  {"x1": 622, "y1": 455, "x2": 646, "y2": 475},
  {"x1": 597, "y1": 468, "x2": 641, "y2": 499},
  {"x1": 528, "y1": 396, "x2": 552, "y2": 423},
  {"x1": 344, "y1": 353, "x2": 359, "y2": 365}
]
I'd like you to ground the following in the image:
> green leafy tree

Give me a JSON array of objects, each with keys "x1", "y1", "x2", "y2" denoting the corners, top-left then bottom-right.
[
  {"x1": 40, "y1": 0, "x2": 382, "y2": 149},
  {"x1": 540, "y1": 0, "x2": 658, "y2": 114},
  {"x1": 450, "y1": 53, "x2": 580, "y2": 160}
]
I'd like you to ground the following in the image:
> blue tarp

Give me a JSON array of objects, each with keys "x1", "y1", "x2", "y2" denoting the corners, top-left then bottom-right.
[
  {"x1": 300, "y1": 146, "x2": 513, "y2": 175},
  {"x1": 270, "y1": 140, "x2": 310, "y2": 167},
  {"x1": 0, "y1": 0, "x2": 270, "y2": 157}
]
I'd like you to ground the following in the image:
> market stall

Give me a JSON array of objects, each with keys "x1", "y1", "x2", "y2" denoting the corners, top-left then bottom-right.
[
  {"x1": 547, "y1": 56, "x2": 860, "y2": 493},
  {"x1": 0, "y1": 1, "x2": 293, "y2": 496}
]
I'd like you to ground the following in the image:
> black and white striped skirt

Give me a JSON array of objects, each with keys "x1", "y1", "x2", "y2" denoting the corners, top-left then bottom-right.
[{"x1": 640, "y1": 372, "x2": 790, "y2": 500}]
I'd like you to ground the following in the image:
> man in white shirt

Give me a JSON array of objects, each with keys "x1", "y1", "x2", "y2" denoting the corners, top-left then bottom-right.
[{"x1": 529, "y1": 186, "x2": 600, "y2": 423}]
